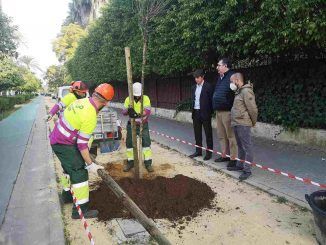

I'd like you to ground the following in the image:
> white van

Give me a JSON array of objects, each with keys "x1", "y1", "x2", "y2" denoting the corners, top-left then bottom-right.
[
  {"x1": 57, "y1": 86, "x2": 71, "y2": 102},
  {"x1": 57, "y1": 85, "x2": 90, "y2": 102}
]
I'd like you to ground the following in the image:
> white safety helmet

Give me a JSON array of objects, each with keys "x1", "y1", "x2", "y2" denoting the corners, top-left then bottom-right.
[{"x1": 133, "y1": 82, "x2": 142, "y2": 96}]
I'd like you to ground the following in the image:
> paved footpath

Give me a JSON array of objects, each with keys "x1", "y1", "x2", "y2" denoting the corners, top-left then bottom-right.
[
  {"x1": 116, "y1": 107, "x2": 326, "y2": 208},
  {"x1": 0, "y1": 97, "x2": 64, "y2": 244}
]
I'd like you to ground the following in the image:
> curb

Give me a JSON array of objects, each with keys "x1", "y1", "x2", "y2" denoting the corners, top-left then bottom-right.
[{"x1": 45, "y1": 100, "x2": 66, "y2": 244}]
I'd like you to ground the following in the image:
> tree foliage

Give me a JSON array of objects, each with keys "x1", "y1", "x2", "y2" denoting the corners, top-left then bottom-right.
[
  {"x1": 68, "y1": 0, "x2": 325, "y2": 81},
  {"x1": 19, "y1": 69, "x2": 42, "y2": 92},
  {"x1": 0, "y1": 12, "x2": 19, "y2": 57},
  {"x1": 44, "y1": 65, "x2": 69, "y2": 89},
  {"x1": 65, "y1": 0, "x2": 93, "y2": 27},
  {"x1": 67, "y1": 0, "x2": 142, "y2": 82},
  {"x1": 53, "y1": 23, "x2": 87, "y2": 62},
  {"x1": 0, "y1": 56, "x2": 40, "y2": 92},
  {"x1": 0, "y1": 56, "x2": 24, "y2": 91},
  {"x1": 18, "y1": 55, "x2": 43, "y2": 73}
]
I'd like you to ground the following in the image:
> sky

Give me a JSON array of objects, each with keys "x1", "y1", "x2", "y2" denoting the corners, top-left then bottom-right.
[{"x1": 2, "y1": 0, "x2": 69, "y2": 78}]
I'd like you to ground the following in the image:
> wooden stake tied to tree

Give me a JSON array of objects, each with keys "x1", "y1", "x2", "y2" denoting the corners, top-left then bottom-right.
[
  {"x1": 124, "y1": 47, "x2": 140, "y2": 178},
  {"x1": 135, "y1": 0, "x2": 171, "y2": 169}
]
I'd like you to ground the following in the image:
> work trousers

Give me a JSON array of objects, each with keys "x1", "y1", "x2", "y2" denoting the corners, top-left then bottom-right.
[
  {"x1": 52, "y1": 144, "x2": 89, "y2": 216},
  {"x1": 126, "y1": 122, "x2": 152, "y2": 167},
  {"x1": 216, "y1": 111, "x2": 238, "y2": 159}
]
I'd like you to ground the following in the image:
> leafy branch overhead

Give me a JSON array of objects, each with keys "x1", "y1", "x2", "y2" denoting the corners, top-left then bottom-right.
[{"x1": 67, "y1": 0, "x2": 325, "y2": 81}]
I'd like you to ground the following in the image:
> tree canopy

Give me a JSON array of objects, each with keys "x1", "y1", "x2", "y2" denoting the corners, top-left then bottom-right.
[
  {"x1": 67, "y1": 0, "x2": 325, "y2": 81},
  {"x1": 44, "y1": 65, "x2": 69, "y2": 89},
  {"x1": 0, "y1": 12, "x2": 19, "y2": 57},
  {"x1": 53, "y1": 23, "x2": 87, "y2": 62},
  {"x1": 0, "y1": 57, "x2": 24, "y2": 91},
  {"x1": 0, "y1": 56, "x2": 41, "y2": 92}
]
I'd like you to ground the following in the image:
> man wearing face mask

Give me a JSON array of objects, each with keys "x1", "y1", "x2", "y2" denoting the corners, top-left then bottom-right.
[
  {"x1": 47, "y1": 81, "x2": 88, "y2": 121},
  {"x1": 50, "y1": 83, "x2": 114, "y2": 219},
  {"x1": 229, "y1": 73, "x2": 258, "y2": 180},
  {"x1": 212, "y1": 58, "x2": 238, "y2": 168},
  {"x1": 122, "y1": 82, "x2": 153, "y2": 173}
]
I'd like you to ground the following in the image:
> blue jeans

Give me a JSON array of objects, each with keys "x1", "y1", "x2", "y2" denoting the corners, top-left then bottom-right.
[{"x1": 233, "y1": 125, "x2": 253, "y2": 173}]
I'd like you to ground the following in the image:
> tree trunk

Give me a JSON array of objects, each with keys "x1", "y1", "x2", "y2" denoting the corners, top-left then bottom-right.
[
  {"x1": 139, "y1": 25, "x2": 148, "y2": 177},
  {"x1": 124, "y1": 47, "x2": 140, "y2": 178}
]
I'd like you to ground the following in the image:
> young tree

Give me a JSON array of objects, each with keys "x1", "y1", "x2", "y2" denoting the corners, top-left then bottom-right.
[{"x1": 134, "y1": 0, "x2": 171, "y2": 168}]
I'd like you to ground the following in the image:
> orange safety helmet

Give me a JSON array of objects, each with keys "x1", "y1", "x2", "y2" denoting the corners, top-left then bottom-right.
[
  {"x1": 94, "y1": 83, "x2": 114, "y2": 101},
  {"x1": 70, "y1": 81, "x2": 88, "y2": 93}
]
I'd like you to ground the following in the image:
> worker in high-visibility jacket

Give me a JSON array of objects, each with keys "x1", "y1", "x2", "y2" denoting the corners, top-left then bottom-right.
[
  {"x1": 50, "y1": 83, "x2": 114, "y2": 219},
  {"x1": 47, "y1": 81, "x2": 88, "y2": 121},
  {"x1": 122, "y1": 82, "x2": 153, "y2": 173}
]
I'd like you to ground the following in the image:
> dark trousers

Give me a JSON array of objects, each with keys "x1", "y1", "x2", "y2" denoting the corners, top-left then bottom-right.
[
  {"x1": 192, "y1": 110, "x2": 213, "y2": 154},
  {"x1": 233, "y1": 125, "x2": 253, "y2": 173}
]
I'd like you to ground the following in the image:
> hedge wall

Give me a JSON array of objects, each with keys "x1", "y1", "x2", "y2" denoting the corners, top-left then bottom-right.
[{"x1": 0, "y1": 94, "x2": 35, "y2": 114}]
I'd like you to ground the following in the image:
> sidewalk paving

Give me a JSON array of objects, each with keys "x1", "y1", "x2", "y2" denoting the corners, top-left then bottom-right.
[
  {"x1": 116, "y1": 108, "x2": 326, "y2": 208},
  {"x1": 0, "y1": 97, "x2": 65, "y2": 244}
]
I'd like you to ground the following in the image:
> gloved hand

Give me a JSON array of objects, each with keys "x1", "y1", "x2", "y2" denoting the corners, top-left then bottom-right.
[
  {"x1": 85, "y1": 162, "x2": 104, "y2": 174},
  {"x1": 45, "y1": 114, "x2": 52, "y2": 122},
  {"x1": 128, "y1": 108, "x2": 140, "y2": 118}
]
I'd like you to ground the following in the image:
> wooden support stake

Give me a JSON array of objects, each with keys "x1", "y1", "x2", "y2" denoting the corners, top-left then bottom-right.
[{"x1": 124, "y1": 47, "x2": 140, "y2": 178}]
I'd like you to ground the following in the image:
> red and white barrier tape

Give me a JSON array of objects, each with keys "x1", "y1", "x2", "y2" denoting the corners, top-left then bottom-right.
[
  {"x1": 70, "y1": 189, "x2": 95, "y2": 245},
  {"x1": 149, "y1": 129, "x2": 326, "y2": 189}
]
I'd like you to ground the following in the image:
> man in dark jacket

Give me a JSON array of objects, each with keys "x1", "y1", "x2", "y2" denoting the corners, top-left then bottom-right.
[
  {"x1": 189, "y1": 69, "x2": 214, "y2": 160},
  {"x1": 212, "y1": 58, "x2": 238, "y2": 167}
]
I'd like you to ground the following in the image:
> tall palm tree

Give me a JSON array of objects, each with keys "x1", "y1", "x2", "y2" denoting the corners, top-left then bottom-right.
[
  {"x1": 66, "y1": 0, "x2": 93, "y2": 27},
  {"x1": 18, "y1": 55, "x2": 43, "y2": 73},
  {"x1": 64, "y1": 0, "x2": 109, "y2": 27}
]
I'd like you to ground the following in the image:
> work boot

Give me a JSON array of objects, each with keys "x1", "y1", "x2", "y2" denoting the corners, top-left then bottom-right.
[
  {"x1": 239, "y1": 171, "x2": 252, "y2": 181},
  {"x1": 61, "y1": 190, "x2": 73, "y2": 204},
  {"x1": 227, "y1": 165, "x2": 244, "y2": 171},
  {"x1": 71, "y1": 209, "x2": 99, "y2": 219},
  {"x1": 214, "y1": 156, "x2": 230, "y2": 162},
  {"x1": 189, "y1": 151, "x2": 202, "y2": 158},
  {"x1": 145, "y1": 165, "x2": 154, "y2": 172},
  {"x1": 203, "y1": 152, "x2": 212, "y2": 161},
  {"x1": 123, "y1": 163, "x2": 134, "y2": 172},
  {"x1": 227, "y1": 160, "x2": 237, "y2": 168}
]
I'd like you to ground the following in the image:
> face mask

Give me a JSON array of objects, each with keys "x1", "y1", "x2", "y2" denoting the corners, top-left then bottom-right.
[
  {"x1": 74, "y1": 92, "x2": 86, "y2": 99},
  {"x1": 98, "y1": 102, "x2": 108, "y2": 111},
  {"x1": 230, "y1": 83, "x2": 237, "y2": 91}
]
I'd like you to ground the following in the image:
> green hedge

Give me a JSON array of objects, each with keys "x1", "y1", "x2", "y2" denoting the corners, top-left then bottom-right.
[{"x1": 0, "y1": 94, "x2": 35, "y2": 113}]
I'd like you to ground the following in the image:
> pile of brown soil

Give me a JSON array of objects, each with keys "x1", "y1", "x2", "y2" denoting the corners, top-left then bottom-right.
[{"x1": 89, "y1": 174, "x2": 216, "y2": 221}]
